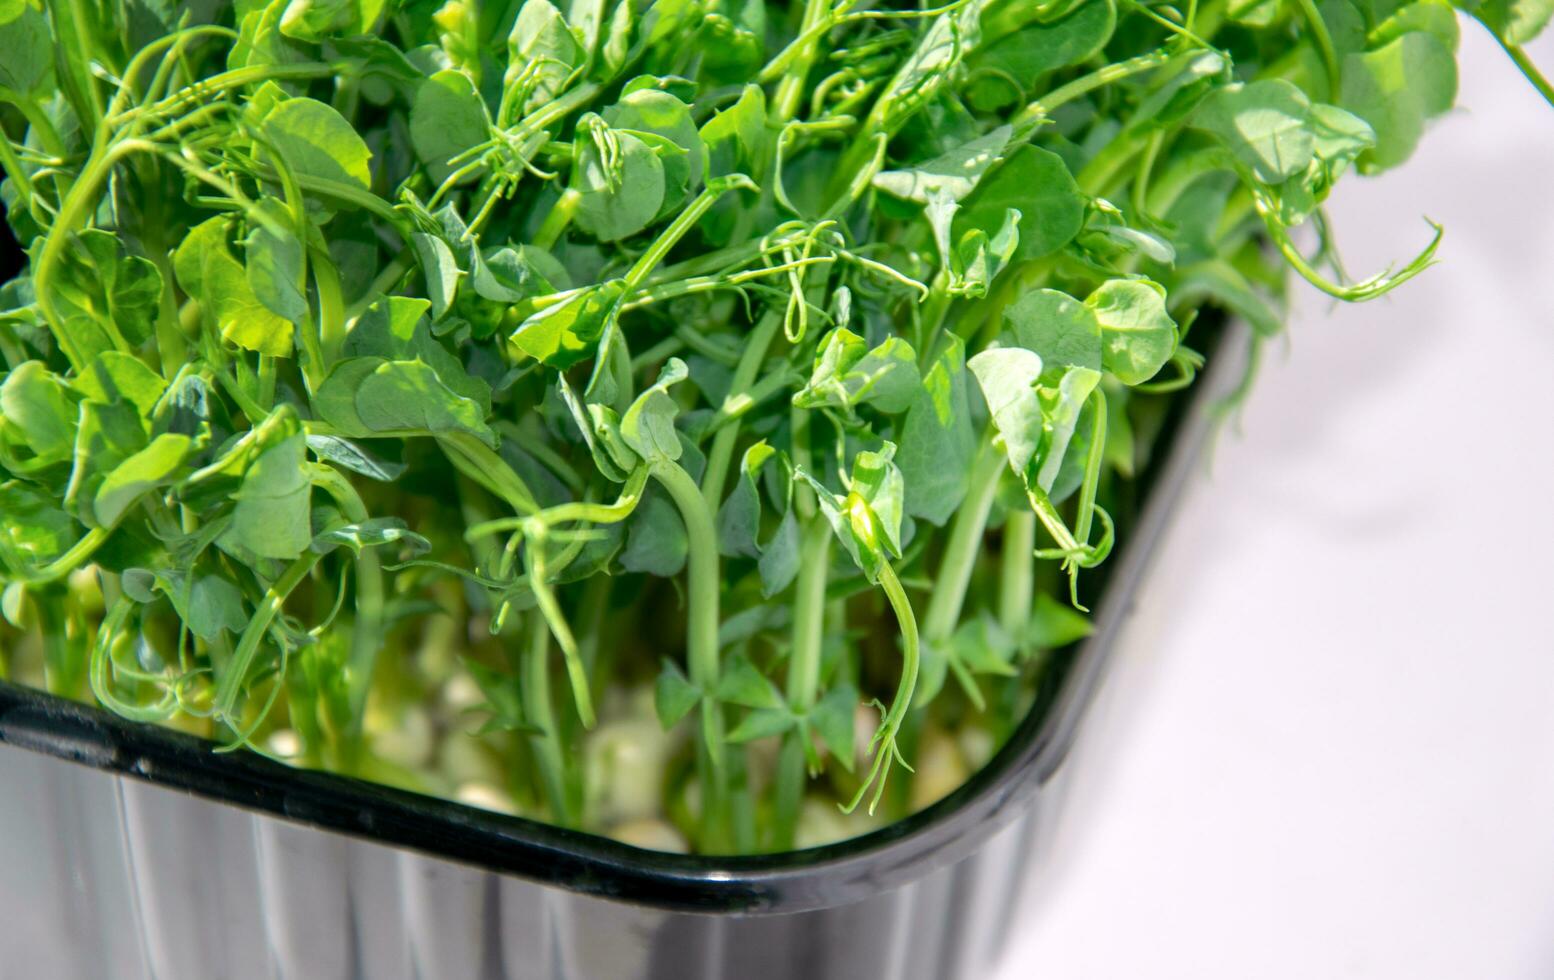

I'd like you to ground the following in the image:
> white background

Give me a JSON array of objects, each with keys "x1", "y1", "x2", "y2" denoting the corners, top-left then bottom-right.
[{"x1": 996, "y1": 20, "x2": 1554, "y2": 980}]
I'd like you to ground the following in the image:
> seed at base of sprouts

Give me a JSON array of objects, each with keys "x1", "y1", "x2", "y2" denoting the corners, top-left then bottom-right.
[
  {"x1": 957, "y1": 725, "x2": 995, "y2": 771},
  {"x1": 609, "y1": 818, "x2": 689, "y2": 853},
  {"x1": 794, "y1": 796, "x2": 880, "y2": 849},
  {"x1": 909, "y1": 727, "x2": 969, "y2": 812},
  {"x1": 266, "y1": 728, "x2": 302, "y2": 759},
  {"x1": 585, "y1": 713, "x2": 675, "y2": 826},
  {"x1": 440, "y1": 671, "x2": 485, "y2": 716},
  {"x1": 369, "y1": 705, "x2": 434, "y2": 770},
  {"x1": 456, "y1": 781, "x2": 518, "y2": 815},
  {"x1": 438, "y1": 733, "x2": 504, "y2": 786}
]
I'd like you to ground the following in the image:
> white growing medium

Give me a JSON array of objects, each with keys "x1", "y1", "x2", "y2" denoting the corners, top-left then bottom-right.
[{"x1": 996, "y1": 20, "x2": 1554, "y2": 980}]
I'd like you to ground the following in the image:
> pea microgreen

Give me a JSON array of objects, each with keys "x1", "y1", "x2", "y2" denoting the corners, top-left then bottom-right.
[{"x1": 0, "y1": 0, "x2": 1544, "y2": 853}]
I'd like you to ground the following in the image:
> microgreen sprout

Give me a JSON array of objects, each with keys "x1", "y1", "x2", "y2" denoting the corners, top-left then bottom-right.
[{"x1": 0, "y1": 0, "x2": 1544, "y2": 854}]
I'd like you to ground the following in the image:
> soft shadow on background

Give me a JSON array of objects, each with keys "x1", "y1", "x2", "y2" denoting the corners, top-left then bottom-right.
[{"x1": 996, "y1": 19, "x2": 1554, "y2": 980}]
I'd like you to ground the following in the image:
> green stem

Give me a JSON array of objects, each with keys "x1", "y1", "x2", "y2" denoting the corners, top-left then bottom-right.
[
  {"x1": 773, "y1": 513, "x2": 833, "y2": 849},
  {"x1": 771, "y1": 735, "x2": 807, "y2": 851},
  {"x1": 786, "y1": 515, "x2": 833, "y2": 710},
  {"x1": 310, "y1": 466, "x2": 383, "y2": 752},
  {"x1": 999, "y1": 510, "x2": 1035, "y2": 637},
  {"x1": 1012, "y1": 49, "x2": 1174, "y2": 140},
  {"x1": 311, "y1": 247, "x2": 348, "y2": 368},
  {"x1": 1293, "y1": 0, "x2": 1342, "y2": 100},
  {"x1": 521, "y1": 610, "x2": 576, "y2": 826},
  {"x1": 47, "y1": 0, "x2": 105, "y2": 128},
  {"x1": 1074, "y1": 389, "x2": 1108, "y2": 549},
  {"x1": 32, "y1": 130, "x2": 121, "y2": 370},
  {"x1": 12, "y1": 96, "x2": 68, "y2": 163},
  {"x1": 772, "y1": 0, "x2": 835, "y2": 123},
  {"x1": 37, "y1": 588, "x2": 76, "y2": 697},
  {"x1": 533, "y1": 188, "x2": 581, "y2": 250},
  {"x1": 214, "y1": 552, "x2": 323, "y2": 727},
  {"x1": 648, "y1": 458, "x2": 730, "y2": 850},
  {"x1": 88, "y1": 596, "x2": 178, "y2": 720},
  {"x1": 623, "y1": 176, "x2": 756, "y2": 291},
  {"x1": 0, "y1": 135, "x2": 36, "y2": 211},
  {"x1": 438, "y1": 433, "x2": 539, "y2": 515},
  {"x1": 848, "y1": 559, "x2": 919, "y2": 815},
  {"x1": 1497, "y1": 36, "x2": 1554, "y2": 109},
  {"x1": 920, "y1": 441, "x2": 1004, "y2": 645},
  {"x1": 699, "y1": 310, "x2": 782, "y2": 505},
  {"x1": 524, "y1": 536, "x2": 598, "y2": 729},
  {"x1": 20, "y1": 527, "x2": 111, "y2": 585}
]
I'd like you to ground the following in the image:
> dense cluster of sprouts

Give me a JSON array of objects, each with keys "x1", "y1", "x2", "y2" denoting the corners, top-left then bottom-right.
[{"x1": 0, "y1": 0, "x2": 1545, "y2": 852}]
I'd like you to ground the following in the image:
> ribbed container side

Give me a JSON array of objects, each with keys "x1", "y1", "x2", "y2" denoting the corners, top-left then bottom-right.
[{"x1": 0, "y1": 740, "x2": 1055, "y2": 980}]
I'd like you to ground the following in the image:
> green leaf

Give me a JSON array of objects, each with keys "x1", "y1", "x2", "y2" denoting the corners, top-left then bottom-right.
[
  {"x1": 244, "y1": 199, "x2": 308, "y2": 323},
  {"x1": 1086, "y1": 279, "x2": 1178, "y2": 385},
  {"x1": 1026, "y1": 592, "x2": 1095, "y2": 649},
  {"x1": 873, "y1": 126, "x2": 1012, "y2": 203},
  {"x1": 410, "y1": 232, "x2": 462, "y2": 319},
  {"x1": 898, "y1": 335, "x2": 976, "y2": 526},
  {"x1": 620, "y1": 489, "x2": 687, "y2": 576},
  {"x1": 510, "y1": 279, "x2": 625, "y2": 367},
  {"x1": 0, "y1": 6, "x2": 53, "y2": 95},
  {"x1": 849, "y1": 443, "x2": 906, "y2": 559},
  {"x1": 1192, "y1": 79, "x2": 1317, "y2": 184},
  {"x1": 715, "y1": 656, "x2": 785, "y2": 709},
  {"x1": 951, "y1": 613, "x2": 1019, "y2": 678},
  {"x1": 355, "y1": 359, "x2": 497, "y2": 446},
  {"x1": 175, "y1": 217, "x2": 295, "y2": 356},
  {"x1": 757, "y1": 510, "x2": 801, "y2": 598},
  {"x1": 572, "y1": 127, "x2": 667, "y2": 242},
  {"x1": 724, "y1": 707, "x2": 797, "y2": 743},
  {"x1": 969, "y1": 0, "x2": 1115, "y2": 108},
  {"x1": 701, "y1": 84, "x2": 770, "y2": 178},
  {"x1": 604, "y1": 86, "x2": 705, "y2": 215},
  {"x1": 305, "y1": 434, "x2": 407, "y2": 481},
  {"x1": 654, "y1": 659, "x2": 702, "y2": 729},
  {"x1": 464, "y1": 659, "x2": 531, "y2": 734},
  {"x1": 278, "y1": 0, "x2": 386, "y2": 41},
  {"x1": 1469, "y1": 0, "x2": 1554, "y2": 43},
  {"x1": 951, "y1": 205, "x2": 1021, "y2": 298},
  {"x1": 222, "y1": 426, "x2": 313, "y2": 560},
  {"x1": 1339, "y1": 30, "x2": 1457, "y2": 172},
  {"x1": 619, "y1": 357, "x2": 687, "y2": 462},
  {"x1": 121, "y1": 566, "x2": 250, "y2": 642},
  {"x1": 505, "y1": 0, "x2": 584, "y2": 118},
  {"x1": 2, "y1": 361, "x2": 78, "y2": 465},
  {"x1": 792, "y1": 328, "x2": 920, "y2": 415},
  {"x1": 186, "y1": 573, "x2": 249, "y2": 641},
  {"x1": 1005, "y1": 288, "x2": 1102, "y2": 371},
  {"x1": 0, "y1": 481, "x2": 77, "y2": 570},
  {"x1": 261, "y1": 96, "x2": 375, "y2": 192},
  {"x1": 716, "y1": 439, "x2": 777, "y2": 559},
  {"x1": 809, "y1": 683, "x2": 858, "y2": 771},
  {"x1": 1033, "y1": 365, "x2": 1101, "y2": 494},
  {"x1": 310, "y1": 517, "x2": 432, "y2": 556},
  {"x1": 63, "y1": 401, "x2": 147, "y2": 527},
  {"x1": 957, "y1": 146, "x2": 1084, "y2": 261},
  {"x1": 49, "y1": 231, "x2": 164, "y2": 350},
  {"x1": 315, "y1": 355, "x2": 495, "y2": 447},
  {"x1": 93, "y1": 433, "x2": 191, "y2": 526},
  {"x1": 410, "y1": 69, "x2": 492, "y2": 183},
  {"x1": 969, "y1": 347, "x2": 1045, "y2": 477}
]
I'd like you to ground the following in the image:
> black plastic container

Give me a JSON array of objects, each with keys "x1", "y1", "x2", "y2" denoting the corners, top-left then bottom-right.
[{"x1": 0, "y1": 225, "x2": 1247, "y2": 975}]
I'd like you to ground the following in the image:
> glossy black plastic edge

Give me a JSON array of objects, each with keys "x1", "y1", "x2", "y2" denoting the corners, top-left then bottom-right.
[{"x1": 0, "y1": 219, "x2": 1242, "y2": 912}]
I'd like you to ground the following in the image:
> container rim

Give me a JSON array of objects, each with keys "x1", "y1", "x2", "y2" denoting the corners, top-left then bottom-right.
[{"x1": 0, "y1": 316, "x2": 1246, "y2": 915}]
